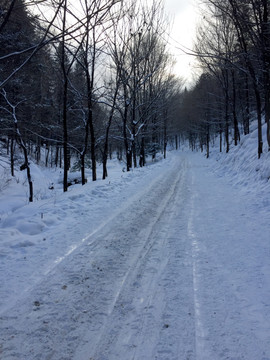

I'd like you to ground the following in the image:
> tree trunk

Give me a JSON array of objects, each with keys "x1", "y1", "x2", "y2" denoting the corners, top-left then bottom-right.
[
  {"x1": 55, "y1": 146, "x2": 59, "y2": 167},
  {"x1": 80, "y1": 153, "x2": 86, "y2": 185},
  {"x1": 163, "y1": 116, "x2": 167, "y2": 159},
  {"x1": 206, "y1": 125, "x2": 210, "y2": 158},
  {"x1": 85, "y1": 48, "x2": 96, "y2": 181},
  {"x1": 123, "y1": 106, "x2": 131, "y2": 172},
  {"x1": 219, "y1": 126, "x2": 222, "y2": 153},
  {"x1": 10, "y1": 137, "x2": 15, "y2": 177},
  {"x1": 232, "y1": 70, "x2": 240, "y2": 146},
  {"x1": 102, "y1": 85, "x2": 118, "y2": 179},
  {"x1": 25, "y1": 158, "x2": 33, "y2": 202},
  {"x1": 16, "y1": 136, "x2": 33, "y2": 202},
  {"x1": 62, "y1": 70, "x2": 69, "y2": 191},
  {"x1": 225, "y1": 89, "x2": 229, "y2": 153},
  {"x1": 264, "y1": 75, "x2": 270, "y2": 150},
  {"x1": 80, "y1": 117, "x2": 89, "y2": 185},
  {"x1": 45, "y1": 143, "x2": 49, "y2": 167},
  {"x1": 254, "y1": 87, "x2": 263, "y2": 158},
  {"x1": 18, "y1": 142, "x2": 33, "y2": 202},
  {"x1": 131, "y1": 124, "x2": 137, "y2": 168},
  {"x1": 102, "y1": 128, "x2": 109, "y2": 180},
  {"x1": 61, "y1": 0, "x2": 68, "y2": 192},
  {"x1": 262, "y1": 0, "x2": 270, "y2": 150},
  {"x1": 102, "y1": 155, "x2": 108, "y2": 179},
  {"x1": 89, "y1": 114, "x2": 97, "y2": 181},
  {"x1": 244, "y1": 73, "x2": 250, "y2": 135},
  {"x1": 59, "y1": 147, "x2": 62, "y2": 168},
  {"x1": 139, "y1": 136, "x2": 145, "y2": 167}
]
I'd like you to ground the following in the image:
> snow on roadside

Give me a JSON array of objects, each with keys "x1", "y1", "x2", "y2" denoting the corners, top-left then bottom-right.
[{"x1": 211, "y1": 121, "x2": 270, "y2": 195}]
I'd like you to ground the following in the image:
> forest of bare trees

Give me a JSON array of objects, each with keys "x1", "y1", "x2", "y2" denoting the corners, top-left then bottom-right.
[
  {"x1": 180, "y1": 0, "x2": 270, "y2": 159},
  {"x1": 2, "y1": 0, "x2": 268, "y2": 202},
  {"x1": 0, "y1": 0, "x2": 183, "y2": 200}
]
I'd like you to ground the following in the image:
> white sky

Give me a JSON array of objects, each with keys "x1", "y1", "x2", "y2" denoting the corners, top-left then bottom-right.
[
  {"x1": 164, "y1": 0, "x2": 199, "y2": 85},
  {"x1": 35, "y1": 0, "x2": 199, "y2": 86}
]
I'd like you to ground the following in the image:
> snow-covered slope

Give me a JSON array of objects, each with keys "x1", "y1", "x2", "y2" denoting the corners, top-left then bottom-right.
[{"x1": 212, "y1": 120, "x2": 270, "y2": 194}]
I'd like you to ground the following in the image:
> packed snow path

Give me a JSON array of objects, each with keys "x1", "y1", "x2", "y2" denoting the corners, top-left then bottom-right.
[{"x1": 1, "y1": 152, "x2": 270, "y2": 359}]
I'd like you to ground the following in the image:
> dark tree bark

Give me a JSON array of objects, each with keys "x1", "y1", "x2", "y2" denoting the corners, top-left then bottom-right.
[
  {"x1": 262, "y1": 0, "x2": 270, "y2": 150},
  {"x1": 231, "y1": 70, "x2": 240, "y2": 145},
  {"x1": 102, "y1": 83, "x2": 119, "y2": 179},
  {"x1": 10, "y1": 137, "x2": 15, "y2": 177},
  {"x1": 0, "y1": 0, "x2": 17, "y2": 33},
  {"x1": 244, "y1": 73, "x2": 250, "y2": 135},
  {"x1": 60, "y1": 0, "x2": 69, "y2": 192}
]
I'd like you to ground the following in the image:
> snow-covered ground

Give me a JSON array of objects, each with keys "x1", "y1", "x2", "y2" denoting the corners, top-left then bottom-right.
[{"x1": 1, "y1": 122, "x2": 270, "y2": 359}]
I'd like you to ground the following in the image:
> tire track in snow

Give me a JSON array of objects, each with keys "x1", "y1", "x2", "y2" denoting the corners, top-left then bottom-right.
[
  {"x1": 43, "y1": 160, "x2": 179, "y2": 277},
  {"x1": 75, "y1": 156, "x2": 187, "y2": 360},
  {"x1": 188, "y1": 170, "x2": 214, "y2": 360},
  {"x1": 0, "y1": 157, "x2": 186, "y2": 360},
  {"x1": 0, "y1": 160, "x2": 178, "y2": 318},
  {"x1": 148, "y1": 158, "x2": 196, "y2": 360},
  {"x1": 0, "y1": 154, "x2": 205, "y2": 360}
]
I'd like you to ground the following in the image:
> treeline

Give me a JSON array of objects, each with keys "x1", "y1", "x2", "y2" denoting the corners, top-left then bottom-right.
[
  {"x1": 0, "y1": 0, "x2": 183, "y2": 201},
  {"x1": 179, "y1": 0, "x2": 270, "y2": 158}
]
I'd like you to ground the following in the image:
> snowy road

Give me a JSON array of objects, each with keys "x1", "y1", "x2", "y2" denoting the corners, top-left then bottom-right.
[{"x1": 1, "y1": 152, "x2": 270, "y2": 359}]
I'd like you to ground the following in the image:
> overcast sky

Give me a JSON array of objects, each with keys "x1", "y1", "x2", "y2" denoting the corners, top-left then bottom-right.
[{"x1": 164, "y1": 0, "x2": 199, "y2": 85}]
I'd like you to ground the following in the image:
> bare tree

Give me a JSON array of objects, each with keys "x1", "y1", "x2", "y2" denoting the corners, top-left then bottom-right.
[
  {"x1": 108, "y1": 0, "x2": 171, "y2": 170},
  {"x1": 193, "y1": 0, "x2": 270, "y2": 158},
  {"x1": 0, "y1": 89, "x2": 33, "y2": 202},
  {"x1": 195, "y1": 4, "x2": 240, "y2": 152}
]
